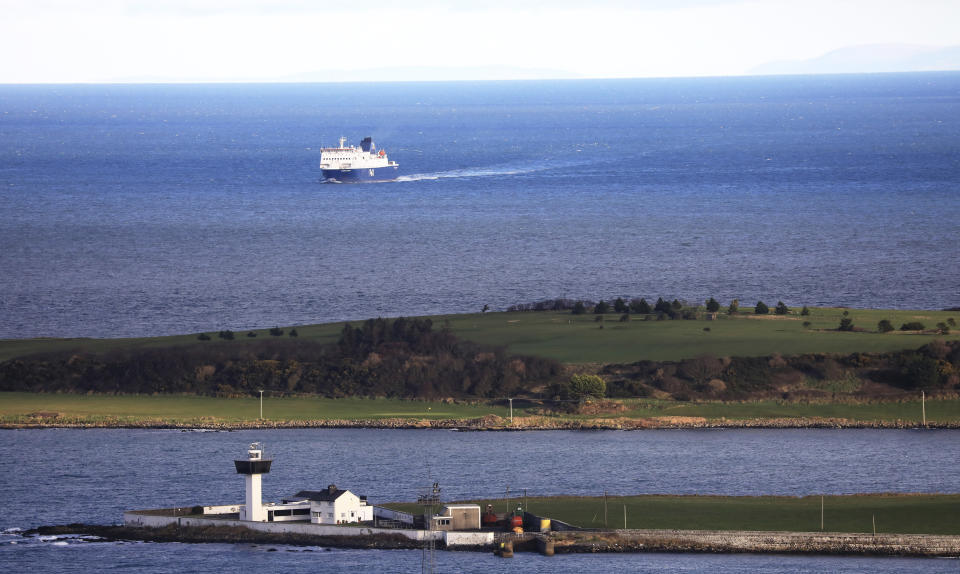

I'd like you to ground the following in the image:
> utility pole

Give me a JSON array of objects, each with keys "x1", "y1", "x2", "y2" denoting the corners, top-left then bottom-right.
[
  {"x1": 603, "y1": 490, "x2": 608, "y2": 527},
  {"x1": 922, "y1": 390, "x2": 926, "y2": 426}
]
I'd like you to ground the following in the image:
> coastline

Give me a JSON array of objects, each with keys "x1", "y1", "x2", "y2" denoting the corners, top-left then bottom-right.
[
  {"x1": 2, "y1": 415, "x2": 957, "y2": 431},
  {"x1": 25, "y1": 523, "x2": 960, "y2": 558}
]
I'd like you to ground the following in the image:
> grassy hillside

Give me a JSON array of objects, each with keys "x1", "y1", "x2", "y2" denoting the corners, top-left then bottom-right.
[
  {"x1": 442, "y1": 308, "x2": 960, "y2": 364},
  {"x1": 1, "y1": 307, "x2": 957, "y2": 365}
]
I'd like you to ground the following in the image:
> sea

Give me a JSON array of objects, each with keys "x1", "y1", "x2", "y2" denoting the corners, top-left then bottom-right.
[
  {"x1": 2, "y1": 75, "x2": 960, "y2": 572},
  {"x1": 1, "y1": 73, "x2": 959, "y2": 339},
  {"x1": 1, "y1": 428, "x2": 959, "y2": 573}
]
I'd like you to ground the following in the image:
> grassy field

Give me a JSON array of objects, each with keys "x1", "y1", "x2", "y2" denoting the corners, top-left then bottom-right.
[
  {"x1": 2, "y1": 307, "x2": 955, "y2": 364},
  {"x1": 0, "y1": 393, "x2": 510, "y2": 425},
  {"x1": 2, "y1": 393, "x2": 958, "y2": 426},
  {"x1": 384, "y1": 494, "x2": 960, "y2": 535},
  {"x1": 442, "y1": 308, "x2": 960, "y2": 364}
]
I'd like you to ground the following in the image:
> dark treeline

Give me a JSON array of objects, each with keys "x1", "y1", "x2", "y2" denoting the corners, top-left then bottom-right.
[
  {"x1": 507, "y1": 296, "x2": 715, "y2": 319},
  {"x1": 0, "y1": 318, "x2": 561, "y2": 399},
  {"x1": 601, "y1": 340, "x2": 960, "y2": 401}
]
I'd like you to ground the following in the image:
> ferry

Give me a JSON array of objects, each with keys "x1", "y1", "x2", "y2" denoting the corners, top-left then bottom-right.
[{"x1": 320, "y1": 137, "x2": 399, "y2": 183}]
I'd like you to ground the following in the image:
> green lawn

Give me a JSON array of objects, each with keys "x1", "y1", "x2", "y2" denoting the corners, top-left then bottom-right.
[
  {"x1": 2, "y1": 393, "x2": 957, "y2": 426},
  {"x1": 385, "y1": 494, "x2": 960, "y2": 535},
  {"x1": 0, "y1": 393, "x2": 508, "y2": 425},
  {"x1": 2, "y1": 307, "x2": 956, "y2": 365}
]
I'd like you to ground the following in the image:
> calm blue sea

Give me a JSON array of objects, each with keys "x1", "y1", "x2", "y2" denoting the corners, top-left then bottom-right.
[
  {"x1": 2, "y1": 428, "x2": 959, "y2": 573},
  {"x1": 1, "y1": 73, "x2": 959, "y2": 338}
]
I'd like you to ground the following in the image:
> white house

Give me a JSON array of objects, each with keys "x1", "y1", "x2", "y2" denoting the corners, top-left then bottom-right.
[{"x1": 285, "y1": 485, "x2": 373, "y2": 525}]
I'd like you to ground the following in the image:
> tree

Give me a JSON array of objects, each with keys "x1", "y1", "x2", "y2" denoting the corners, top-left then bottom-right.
[
  {"x1": 900, "y1": 322, "x2": 925, "y2": 331},
  {"x1": 594, "y1": 300, "x2": 610, "y2": 314},
  {"x1": 630, "y1": 298, "x2": 652, "y2": 314},
  {"x1": 800, "y1": 305, "x2": 810, "y2": 316},
  {"x1": 654, "y1": 297, "x2": 670, "y2": 314},
  {"x1": 482, "y1": 304, "x2": 489, "y2": 314},
  {"x1": 706, "y1": 298, "x2": 720, "y2": 313},
  {"x1": 838, "y1": 317, "x2": 854, "y2": 331},
  {"x1": 569, "y1": 374, "x2": 606, "y2": 400},
  {"x1": 671, "y1": 299, "x2": 683, "y2": 311},
  {"x1": 728, "y1": 299, "x2": 739, "y2": 314},
  {"x1": 270, "y1": 327, "x2": 284, "y2": 336},
  {"x1": 878, "y1": 319, "x2": 894, "y2": 333},
  {"x1": 755, "y1": 301, "x2": 769, "y2": 315},
  {"x1": 613, "y1": 297, "x2": 628, "y2": 314},
  {"x1": 288, "y1": 328, "x2": 299, "y2": 337},
  {"x1": 572, "y1": 301, "x2": 586, "y2": 315},
  {"x1": 775, "y1": 301, "x2": 789, "y2": 315}
]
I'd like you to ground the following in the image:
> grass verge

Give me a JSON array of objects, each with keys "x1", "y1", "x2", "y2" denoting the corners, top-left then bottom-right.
[{"x1": 384, "y1": 493, "x2": 960, "y2": 535}]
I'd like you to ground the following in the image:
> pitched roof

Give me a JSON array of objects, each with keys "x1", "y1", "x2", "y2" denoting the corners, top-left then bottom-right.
[{"x1": 293, "y1": 489, "x2": 348, "y2": 502}]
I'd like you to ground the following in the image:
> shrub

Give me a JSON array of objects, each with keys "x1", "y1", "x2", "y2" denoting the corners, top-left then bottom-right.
[
  {"x1": 270, "y1": 327, "x2": 284, "y2": 336},
  {"x1": 706, "y1": 297, "x2": 720, "y2": 313},
  {"x1": 838, "y1": 317, "x2": 854, "y2": 331},
  {"x1": 755, "y1": 301, "x2": 769, "y2": 315},
  {"x1": 217, "y1": 330, "x2": 235, "y2": 340},
  {"x1": 289, "y1": 328, "x2": 299, "y2": 337},
  {"x1": 197, "y1": 333, "x2": 211, "y2": 341},
  {"x1": 878, "y1": 319, "x2": 894, "y2": 333},
  {"x1": 569, "y1": 374, "x2": 606, "y2": 399},
  {"x1": 572, "y1": 301, "x2": 586, "y2": 315},
  {"x1": 937, "y1": 322, "x2": 950, "y2": 334},
  {"x1": 728, "y1": 299, "x2": 739, "y2": 314},
  {"x1": 800, "y1": 305, "x2": 810, "y2": 316},
  {"x1": 775, "y1": 301, "x2": 789, "y2": 315},
  {"x1": 900, "y1": 322, "x2": 925, "y2": 331},
  {"x1": 246, "y1": 331, "x2": 257, "y2": 338},
  {"x1": 948, "y1": 318, "x2": 957, "y2": 327}
]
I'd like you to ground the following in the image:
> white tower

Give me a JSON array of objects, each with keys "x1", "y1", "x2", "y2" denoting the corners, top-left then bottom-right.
[{"x1": 234, "y1": 442, "x2": 272, "y2": 521}]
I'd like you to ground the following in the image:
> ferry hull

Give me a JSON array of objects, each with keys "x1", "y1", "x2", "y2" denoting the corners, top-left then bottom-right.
[{"x1": 322, "y1": 165, "x2": 399, "y2": 183}]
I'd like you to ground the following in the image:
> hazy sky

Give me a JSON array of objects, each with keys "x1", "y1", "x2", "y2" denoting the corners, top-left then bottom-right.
[{"x1": 2, "y1": 0, "x2": 959, "y2": 82}]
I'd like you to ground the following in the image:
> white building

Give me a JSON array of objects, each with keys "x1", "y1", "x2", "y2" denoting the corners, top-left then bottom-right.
[{"x1": 284, "y1": 485, "x2": 373, "y2": 525}]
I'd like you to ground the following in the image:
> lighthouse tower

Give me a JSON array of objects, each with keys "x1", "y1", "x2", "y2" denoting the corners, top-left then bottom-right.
[{"x1": 234, "y1": 442, "x2": 272, "y2": 521}]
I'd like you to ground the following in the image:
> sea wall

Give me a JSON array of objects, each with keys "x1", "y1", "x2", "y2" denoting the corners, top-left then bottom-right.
[
  {"x1": 123, "y1": 511, "x2": 442, "y2": 542},
  {"x1": 549, "y1": 528, "x2": 960, "y2": 557}
]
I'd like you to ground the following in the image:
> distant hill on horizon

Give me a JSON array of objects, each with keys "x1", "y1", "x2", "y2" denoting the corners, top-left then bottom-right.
[{"x1": 751, "y1": 43, "x2": 960, "y2": 76}]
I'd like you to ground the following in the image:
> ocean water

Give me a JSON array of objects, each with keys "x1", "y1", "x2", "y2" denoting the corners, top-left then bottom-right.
[
  {"x1": 1, "y1": 428, "x2": 958, "y2": 573},
  {"x1": 2, "y1": 73, "x2": 959, "y2": 339}
]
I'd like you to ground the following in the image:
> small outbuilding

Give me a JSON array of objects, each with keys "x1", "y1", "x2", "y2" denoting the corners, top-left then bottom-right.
[{"x1": 430, "y1": 504, "x2": 481, "y2": 531}]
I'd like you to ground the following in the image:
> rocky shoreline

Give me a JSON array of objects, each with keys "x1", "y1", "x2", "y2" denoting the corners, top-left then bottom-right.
[
  {"x1": 23, "y1": 524, "x2": 960, "y2": 557},
  {"x1": 2, "y1": 414, "x2": 956, "y2": 431}
]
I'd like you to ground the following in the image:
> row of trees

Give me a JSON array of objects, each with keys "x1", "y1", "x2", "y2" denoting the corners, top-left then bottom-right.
[{"x1": 0, "y1": 318, "x2": 562, "y2": 399}]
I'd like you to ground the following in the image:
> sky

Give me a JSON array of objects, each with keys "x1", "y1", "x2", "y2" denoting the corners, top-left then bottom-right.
[{"x1": 2, "y1": 0, "x2": 959, "y2": 83}]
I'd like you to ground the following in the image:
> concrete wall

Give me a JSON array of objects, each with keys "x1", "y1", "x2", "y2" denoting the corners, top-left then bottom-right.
[
  {"x1": 373, "y1": 506, "x2": 415, "y2": 525},
  {"x1": 123, "y1": 511, "x2": 443, "y2": 542},
  {"x1": 203, "y1": 505, "x2": 240, "y2": 515},
  {"x1": 444, "y1": 531, "x2": 494, "y2": 547}
]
